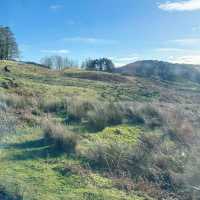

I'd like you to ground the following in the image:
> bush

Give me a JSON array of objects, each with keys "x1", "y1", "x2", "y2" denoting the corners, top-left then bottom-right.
[
  {"x1": 65, "y1": 97, "x2": 94, "y2": 123},
  {"x1": 161, "y1": 110, "x2": 195, "y2": 146},
  {"x1": 0, "y1": 185, "x2": 23, "y2": 200},
  {"x1": 123, "y1": 106, "x2": 145, "y2": 124},
  {"x1": 93, "y1": 102, "x2": 163, "y2": 130},
  {"x1": 41, "y1": 97, "x2": 94, "y2": 123},
  {"x1": 76, "y1": 125, "x2": 151, "y2": 179},
  {"x1": 43, "y1": 119, "x2": 78, "y2": 153},
  {"x1": 0, "y1": 108, "x2": 16, "y2": 138},
  {"x1": 77, "y1": 138, "x2": 153, "y2": 180},
  {"x1": 0, "y1": 94, "x2": 35, "y2": 109},
  {"x1": 40, "y1": 98, "x2": 164, "y2": 131},
  {"x1": 139, "y1": 105, "x2": 163, "y2": 129},
  {"x1": 41, "y1": 98, "x2": 64, "y2": 113},
  {"x1": 87, "y1": 102, "x2": 123, "y2": 131}
]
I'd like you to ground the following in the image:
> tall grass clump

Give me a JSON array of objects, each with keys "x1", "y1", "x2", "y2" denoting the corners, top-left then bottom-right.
[
  {"x1": 0, "y1": 177, "x2": 24, "y2": 200},
  {"x1": 0, "y1": 104, "x2": 16, "y2": 138},
  {"x1": 77, "y1": 137, "x2": 152, "y2": 180},
  {"x1": 86, "y1": 102, "x2": 123, "y2": 131},
  {"x1": 0, "y1": 94, "x2": 35, "y2": 110},
  {"x1": 41, "y1": 98, "x2": 168, "y2": 132},
  {"x1": 86, "y1": 102, "x2": 163, "y2": 131},
  {"x1": 42, "y1": 119, "x2": 78, "y2": 153},
  {"x1": 160, "y1": 109, "x2": 196, "y2": 146},
  {"x1": 139, "y1": 104, "x2": 163, "y2": 129},
  {"x1": 40, "y1": 96, "x2": 94, "y2": 123},
  {"x1": 64, "y1": 97, "x2": 94, "y2": 123}
]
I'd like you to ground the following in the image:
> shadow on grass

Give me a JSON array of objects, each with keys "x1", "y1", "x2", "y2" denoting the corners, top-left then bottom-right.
[
  {"x1": 9, "y1": 138, "x2": 45, "y2": 149},
  {"x1": 0, "y1": 184, "x2": 22, "y2": 200},
  {"x1": 7, "y1": 139, "x2": 65, "y2": 161}
]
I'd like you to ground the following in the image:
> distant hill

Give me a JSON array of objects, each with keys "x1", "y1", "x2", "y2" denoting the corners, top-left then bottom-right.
[{"x1": 116, "y1": 60, "x2": 200, "y2": 83}]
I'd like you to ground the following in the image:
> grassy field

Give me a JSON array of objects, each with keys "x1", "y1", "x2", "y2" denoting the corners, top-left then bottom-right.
[
  {"x1": 0, "y1": 126, "x2": 146, "y2": 200},
  {"x1": 0, "y1": 60, "x2": 200, "y2": 200}
]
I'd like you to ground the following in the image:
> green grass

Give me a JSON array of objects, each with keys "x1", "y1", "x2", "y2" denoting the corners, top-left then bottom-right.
[
  {"x1": 88, "y1": 125, "x2": 141, "y2": 145},
  {"x1": 0, "y1": 127, "x2": 145, "y2": 200},
  {"x1": 1, "y1": 60, "x2": 200, "y2": 199},
  {"x1": 0, "y1": 60, "x2": 160, "y2": 102}
]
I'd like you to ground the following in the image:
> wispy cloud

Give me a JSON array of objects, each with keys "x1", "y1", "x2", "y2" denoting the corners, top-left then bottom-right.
[
  {"x1": 154, "y1": 47, "x2": 200, "y2": 64},
  {"x1": 41, "y1": 49, "x2": 70, "y2": 54},
  {"x1": 169, "y1": 55, "x2": 200, "y2": 64},
  {"x1": 155, "y1": 48, "x2": 186, "y2": 53},
  {"x1": 110, "y1": 54, "x2": 140, "y2": 67},
  {"x1": 63, "y1": 37, "x2": 118, "y2": 45},
  {"x1": 158, "y1": 0, "x2": 200, "y2": 11},
  {"x1": 49, "y1": 4, "x2": 63, "y2": 11},
  {"x1": 170, "y1": 38, "x2": 200, "y2": 45}
]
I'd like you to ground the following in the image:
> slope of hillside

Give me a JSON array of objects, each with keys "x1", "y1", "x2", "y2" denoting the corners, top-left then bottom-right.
[
  {"x1": 116, "y1": 60, "x2": 200, "y2": 83},
  {"x1": 0, "y1": 60, "x2": 200, "y2": 200}
]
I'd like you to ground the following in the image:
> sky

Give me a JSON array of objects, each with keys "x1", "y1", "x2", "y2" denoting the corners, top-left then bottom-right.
[{"x1": 1, "y1": 0, "x2": 200, "y2": 66}]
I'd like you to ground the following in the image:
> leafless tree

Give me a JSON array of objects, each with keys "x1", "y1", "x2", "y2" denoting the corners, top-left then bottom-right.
[
  {"x1": 40, "y1": 56, "x2": 53, "y2": 68},
  {"x1": 40, "y1": 55, "x2": 77, "y2": 70}
]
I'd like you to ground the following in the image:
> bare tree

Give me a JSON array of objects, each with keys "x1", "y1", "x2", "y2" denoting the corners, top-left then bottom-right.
[
  {"x1": 40, "y1": 56, "x2": 53, "y2": 68},
  {"x1": 40, "y1": 55, "x2": 77, "y2": 70},
  {"x1": 52, "y1": 55, "x2": 64, "y2": 70},
  {"x1": 63, "y1": 57, "x2": 77, "y2": 68}
]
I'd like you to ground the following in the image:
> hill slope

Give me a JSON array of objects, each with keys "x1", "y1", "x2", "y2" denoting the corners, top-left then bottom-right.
[
  {"x1": 116, "y1": 60, "x2": 200, "y2": 83},
  {"x1": 0, "y1": 60, "x2": 200, "y2": 200}
]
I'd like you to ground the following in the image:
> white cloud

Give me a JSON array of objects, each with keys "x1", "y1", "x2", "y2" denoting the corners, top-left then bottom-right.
[
  {"x1": 155, "y1": 48, "x2": 186, "y2": 52},
  {"x1": 110, "y1": 55, "x2": 140, "y2": 67},
  {"x1": 63, "y1": 37, "x2": 118, "y2": 45},
  {"x1": 41, "y1": 49, "x2": 70, "y2": 54},
  {"x1": 154, "y1": 47, "x2": 200, "y2": 64},
  {"x1": 169, "y1": 55, "x2": 200, "y2": 64},
  {"x1": 159, "y1": 0, "x2": 200, "y2": 11},
  {"x1": 49, "y1": 4, "x2": 63, "y2": 11},
  {"x1": 170, "y1": 38, "x2": 200, "y2": 46}
]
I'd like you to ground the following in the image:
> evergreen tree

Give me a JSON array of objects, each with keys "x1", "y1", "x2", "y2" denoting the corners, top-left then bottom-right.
[
  {"x1": 82, "y1": 58, "x2": 115, "y2": 72},
  {"x1": 0, "y1": 26, "x2": 19, "y2": 60}
]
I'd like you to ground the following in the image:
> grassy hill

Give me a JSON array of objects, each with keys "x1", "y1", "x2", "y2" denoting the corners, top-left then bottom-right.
[
  {"x1": 116, "y1": 60, "x2": 200, "y2": 84},
  {"x1": 0, "y1": 60, "x2": 200, "y2": 200}
]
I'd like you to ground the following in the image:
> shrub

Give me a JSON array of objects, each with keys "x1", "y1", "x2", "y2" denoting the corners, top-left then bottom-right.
[
  {"x1": 123, "y1": 106, "x2": 145, "y2": 124},
  {"x1": 139, "y1": 104, "x2": 163, "y2": 129},
  {"x1": 40, "y1": 98, "x2": 164, "y2": 131},
  {"x1": 77, "y1": 140, "x2": 131, "y2": 172},
  {"x1": 0, "y1": 107, "x2": 16, "y2": 137},
  {"x1": 41, "y1": 96, "x2": 94, "y2": 123},
  {"x1": 0, "y1": 184, "x2": 23, "y2": 200},
  {"x1": 65, "y1": 97, "x2": 94, "y2": 123},
  {"x1": 43, "y1": 119, "x2": 78, "y2": 153},
  {"x1": 0, "y1": 94, "x2": 34, "y2": 109},
  {"x1": 161, "y1": 110, "x2": 195, "y2": 146},
  {"x1": 41, "y1": 98, "x2": 64, "y2": 113},
  {"x1": 76, "y1": 126, "x2": 150, "y2": 179},
  {"x1": 59, "y1": 163, "x2": 89, "y2": 176},
  {"x1": 19, "y1": 110, "x2": 39, "y2": 126},
  {"x1": 87, "y1": 102, "x2": 123, "y2": 131},
  {"x1": 77, "y1": 138, "x2": 153, "y2": 180},
  {"x1": 0, "y1": 177, "x2": 24, "y2": 200}
]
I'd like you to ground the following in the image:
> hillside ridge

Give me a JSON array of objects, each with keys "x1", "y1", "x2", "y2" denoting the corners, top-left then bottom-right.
[{"x1": 116, "y1": 60, "x2": 200, "y2": 83}]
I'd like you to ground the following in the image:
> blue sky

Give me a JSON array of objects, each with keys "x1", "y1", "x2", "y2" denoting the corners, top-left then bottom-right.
[{"x1": 1, "y1": 0, "x2": 200, "y2": 66}]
